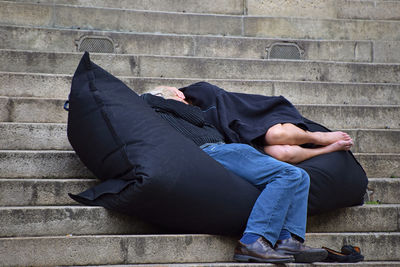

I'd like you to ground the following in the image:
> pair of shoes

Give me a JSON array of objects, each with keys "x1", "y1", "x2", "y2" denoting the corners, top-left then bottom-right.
[
  {"x1": 323, "y1": 245, "x2": 364, "y2": 262},
  {"x1": 234, "y1": 237, "x2": 294, "y2": 263},
  {"x1": 275, "y1": 237, "x2": 328, "y2": 263}
]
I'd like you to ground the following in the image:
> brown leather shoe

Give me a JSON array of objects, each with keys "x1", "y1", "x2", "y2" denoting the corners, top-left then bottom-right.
[
  {"x1": 234, "y1": 237, "x2": 294, "y2": 263},
  {"x1": 275, "y1": 237, "x2": 328, "y2": 263}
]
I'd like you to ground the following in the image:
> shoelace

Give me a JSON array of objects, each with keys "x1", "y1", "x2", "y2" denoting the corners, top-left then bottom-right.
[{"x1": 259, "y1": 238, "x2": 273, "y2": 251}]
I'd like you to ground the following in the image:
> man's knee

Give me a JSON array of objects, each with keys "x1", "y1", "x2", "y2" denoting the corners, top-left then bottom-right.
[
  {"x1": 280, "y1": 165, "x2": 306, "y2": 184},
  {"x1": 299, "y1": 169, "x2": 310, "y2": 188}
]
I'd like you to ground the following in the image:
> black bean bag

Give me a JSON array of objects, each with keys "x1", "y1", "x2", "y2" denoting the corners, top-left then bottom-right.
[{"x1": 67, "y1": 52, "x2": 260, "y2": 234}]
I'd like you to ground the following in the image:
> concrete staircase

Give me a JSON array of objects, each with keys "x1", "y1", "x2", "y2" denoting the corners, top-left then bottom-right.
[{"x1": 0, "y1": 0, "x2": 399, "y2": 265}]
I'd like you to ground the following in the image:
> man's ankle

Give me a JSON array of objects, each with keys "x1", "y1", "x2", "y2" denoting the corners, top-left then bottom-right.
[{"x1": 240, "y1": 233, "x2": 262, "y2": 245}]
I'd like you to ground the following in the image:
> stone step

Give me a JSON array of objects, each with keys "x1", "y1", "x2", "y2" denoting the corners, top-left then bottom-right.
[
  {"x1": 368, "y1": 178, "x2": 400, "y2": 204},
  {"x1": 0, "y1": 178, "x2": 97, "y2": 206},
  {"x1": 62, "y1": 262, "x2": 400, "y2": 267},
  {"x1": 0, "y1": 206, "x2": 157, "y2": 238},
  {"x1": 0, "y1": 151, "x2": 94, "y2": 179},
  {"x1": 6, "y1": 0, "x2": 400, "y2": 22},
  {"x1": 2, "y1": 1, "x2": 400, "y2": 41},
  {"x1": 1, "y1": 178, "x2": 397, "y2": 207},
  {"x1": 356, "y1": 153, "x2": 400, "y2": 178},
  {"x1": 9, "y1": 0, "x2": 400, "y2": 20},
  {"x1": 347, "y1": 129, "x2": 400, "y2": 153},
  {"x1": 0, "y1": 123, "x2": 70, "y2": 150},
  {"x1": 1, "y1": 96, "x2": 398, "y2": 129},
  {"x1": 0, "y1": 150, "x2": 398, "y2": 179},
  {"x1": 6, "y1": 25, "x2": 400, "y2": 63},
  {"x1": 2, "y1": 123, "x2": 399, "y2": 153},
  {"x1": 2, "y1": 72, "x2": 400, "y2": 105},
  {"x1": 4, "y1": 0, "x2": 245, "y2": 15},
  {"x1": 2, "y1": 50, "x2": 400, "y2": 84},
  {"x1": 246, "y1": 0, "x2": 400, "y2": 20},
  {"x1": 0, "y1": 205, "x2": 398, "y2": 238},
  {"x1": 1, "y1": 233, "x2": 399, "y2": 265}
]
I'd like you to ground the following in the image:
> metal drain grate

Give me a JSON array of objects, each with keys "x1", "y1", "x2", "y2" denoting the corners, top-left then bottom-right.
[
  {"x1": 266, "y1": 42, "x2": 303, "y2": 60},
  {"x1": 76, "y1": 36, "x2": 115, "y2": 53}
]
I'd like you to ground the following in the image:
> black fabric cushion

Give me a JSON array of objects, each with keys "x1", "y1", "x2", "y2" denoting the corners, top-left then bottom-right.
[
  {"x1": 67, "y1": 52, "x2": 260, "y2": 234},
  {"x1": 297, "y1": 118, "x2": 368, "y2": 215}
]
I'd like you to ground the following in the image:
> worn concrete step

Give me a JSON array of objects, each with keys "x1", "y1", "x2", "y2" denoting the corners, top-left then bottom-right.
[
  {"x1": 0, "y1": 123, "x2": 69, "y2": 150},
  {"x1": 2, "y1": 123, "x2": 399, "y2": 153},
  {"x1": 1, "y1": 96, "x2": 398, "y2": 129},
  {"x1": 7, "y1": 0, "x2": 400, "y2": 22},
  {"x1": 7, "y1": 0, "x2": 400, "y2": 21},
  {"x1": 5, "y1": 25, "x2": 399, "y2": 63},
  {"x1": 0, "y1": 178, "x2": 97, "y2": 206},
  {"x1": 2, "y1": 72, "x2": 400, "y2": 106},
  {"x1": 0, "y1": 206, "x2": 157, "y2": 237},
  {"x1": 368, "y1": 178, "x2": 400, "y2": 204},
  {"x1": 1, "y1": 233, "x2": 399, "y2": 265},
  {"x1": 307, "y1": 204, "x2": 400, "y2": 233},
  {"x1": 0, "y1": 205, "x2": 398, "y2": 238},
  {"x1": 356, "y1": 153, "x2": 400, "y2": 178},
  {"x1": 2, "y1": 1, "x2": 400, "y2": 41},
  {"x1": 67, "y1": 262, "x2": 400, "y2": 267},
  {"x1": 0, "y1": 151, "x2": 94, "y2": 179},
  {"x1": 2, "y1": 50, "x2": 400, "y2": 84},
  {"x1": 347, "y1": 129, "x2": 400, "y2": 153},
  {"x1": 246, "y1": 0, "x2": 400, "y2": 20},
  {"x1": 4, "y1": 0, "x2": 245, "y2": 15},
  {"x1": 0, "y1": 150, "x2": 398, "y2": 179},
  {"x1": 1, "y1": 178, "x2": 397, "y2": 207},
  {"x1": 0, "y1": 1, "x2": 243, "y2": 36}
]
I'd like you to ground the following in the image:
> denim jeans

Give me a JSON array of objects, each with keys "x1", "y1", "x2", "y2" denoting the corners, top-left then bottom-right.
[{"x1": 202, "y1": 143, "x2": 310, "y2": 246}]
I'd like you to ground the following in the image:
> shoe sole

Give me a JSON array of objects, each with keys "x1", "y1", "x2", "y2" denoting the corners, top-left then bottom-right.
[{"x1": 234, "y1": 254, "x2": 294, "y2": 263}]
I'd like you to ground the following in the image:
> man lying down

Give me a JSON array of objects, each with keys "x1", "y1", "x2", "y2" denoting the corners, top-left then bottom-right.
[{"x1": 141, "y1": 86, "x2": 329, "y2": 264}]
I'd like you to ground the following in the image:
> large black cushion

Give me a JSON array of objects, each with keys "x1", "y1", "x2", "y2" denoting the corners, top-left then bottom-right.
[{"x1": 67, "y1": 52, "x2": 259, "y2": 234}]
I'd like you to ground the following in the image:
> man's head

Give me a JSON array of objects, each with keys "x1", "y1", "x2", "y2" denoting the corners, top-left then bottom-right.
[{"x1": 148, "y1": 86, "x2": 189, "y2": 104}]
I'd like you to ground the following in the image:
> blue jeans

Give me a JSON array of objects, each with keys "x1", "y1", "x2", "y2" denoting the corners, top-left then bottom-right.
[{"x1": 202, "y1": 143, "x2": 310, "y2": 246}]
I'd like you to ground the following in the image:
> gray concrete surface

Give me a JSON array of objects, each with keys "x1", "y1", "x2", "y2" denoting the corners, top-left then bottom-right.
[
  {"x1": 0, "y1": 233, "x2": 399, "y2": 265},
  {"x1": 368, "y1": 178, "x2": 400, "y2": 204},
  {"x1": 3, "y1": 25, "x2": 390, "y2": 62},
  {"x1": 2, "y1": 1, "x2": 400, "y2": 40},
  {"x1": 4, "y1": 0, "x2": 245, "y2": 15},
  {"x1": 2, "y1": 73, "x2": 400, "y2": 105},
  {"x1": 2, "y1": 50, "x2": 400, "y2": 83},
  {"x1": 355, "y1": 153, "x2": 400, "y2": 178},
  {"x1": 0, "y1": 150, "x2": 93, "y2": 178},
  {"x1": 247, "y1": 0, "x2": 400, "y2": 20},
  {"x1": 0, "y1": 178, "x2": 96, "y2": 206},
  {"x1": 0, "y1": 206, "x2": 158, "y2": 237}
]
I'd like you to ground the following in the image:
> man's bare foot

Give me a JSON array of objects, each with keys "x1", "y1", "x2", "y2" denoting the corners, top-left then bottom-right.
[
  {"x1": 324, "y1": 140, "x2": 353, "y2": 153},
  {"x1": 311, "y1": 131, "x2": 352, "y2": 146}
]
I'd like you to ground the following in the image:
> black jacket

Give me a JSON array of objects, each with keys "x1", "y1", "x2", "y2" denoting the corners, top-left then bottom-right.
[{"x1": 180, "y1": 81, "x2": 306, "y2": 144}]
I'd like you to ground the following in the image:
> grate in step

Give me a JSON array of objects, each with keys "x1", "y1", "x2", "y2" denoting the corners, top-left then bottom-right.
[
  {"x1": 266, "y1": 42, "x2": 303, "y2": 60},
  {"x1": 76, "y1": 35, "x2": 116, "y2": 53}
]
